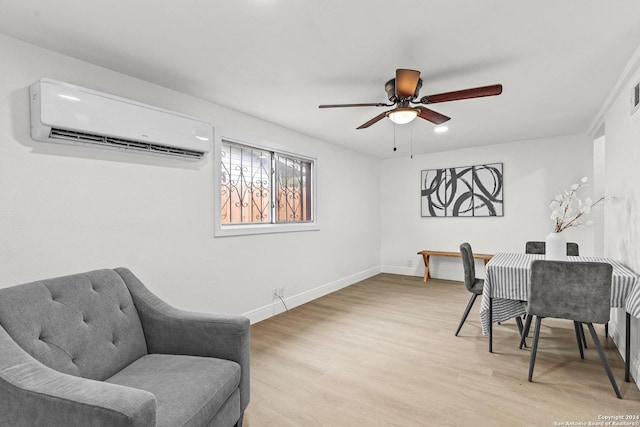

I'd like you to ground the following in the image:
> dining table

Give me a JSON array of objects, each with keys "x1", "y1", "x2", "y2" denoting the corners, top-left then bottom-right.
[{"x1": 479, "y1": 252, "x2": 640, "y2": 382}]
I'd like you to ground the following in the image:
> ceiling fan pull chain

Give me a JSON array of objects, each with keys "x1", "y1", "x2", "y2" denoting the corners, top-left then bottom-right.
[
  {"x1": 410, "y1": 127, "x2": 413, "y2": 159},
  {"x1": 393, "y1": 123, "x2": 397, "y2": 152}
]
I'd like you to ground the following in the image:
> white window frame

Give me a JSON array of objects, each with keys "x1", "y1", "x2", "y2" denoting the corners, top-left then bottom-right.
[{"x1": 213, "y1": 132, "x2": 319, "y2": 237}]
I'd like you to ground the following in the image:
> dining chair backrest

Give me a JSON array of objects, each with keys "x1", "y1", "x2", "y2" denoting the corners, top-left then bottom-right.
[
  {"x1": 525, "y1": 241, "x2": 545, "y2": 254},
  {"x1": 525, "y1": 241, "x2": 579, "y2": 256},
  {"x1": 460, "y1": 242, "x2": 476, "y2": 292},
  {"x1": 455, "y1": 243, "x2": 485, "y2": 337},
  {"x1": 566, "y1": 243, "x2": 580, "y2": 256},
  {"x1": 528, "y1": 260, "x2": 612, "y2": 324}
]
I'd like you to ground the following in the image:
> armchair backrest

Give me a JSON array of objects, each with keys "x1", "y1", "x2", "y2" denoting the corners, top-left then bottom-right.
[
  {"x1": 528, "y1": 260, "x2": 612, "y2": 324},
  {"x1": 0, "y1": 269, "x2": 147, "y2": 381}
]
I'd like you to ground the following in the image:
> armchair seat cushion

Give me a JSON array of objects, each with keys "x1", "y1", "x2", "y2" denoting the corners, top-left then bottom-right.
[{"x1": 105, "y1": 354, "x2": 241, "y2": 427}]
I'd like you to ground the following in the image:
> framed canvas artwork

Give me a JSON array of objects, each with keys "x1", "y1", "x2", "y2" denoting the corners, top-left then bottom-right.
[{"x1": 421, "y1": 163, "x2": 503, "y2": 217}]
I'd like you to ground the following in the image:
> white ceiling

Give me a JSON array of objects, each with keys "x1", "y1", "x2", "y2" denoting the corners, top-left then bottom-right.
[{"x1": 2, "y1": 1, "x2": 640, "y2": 159}]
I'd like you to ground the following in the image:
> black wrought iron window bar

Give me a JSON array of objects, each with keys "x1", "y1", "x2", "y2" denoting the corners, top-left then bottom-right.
[{"x1": 221, "y1": 140, "x2": 312, "y2": 225}]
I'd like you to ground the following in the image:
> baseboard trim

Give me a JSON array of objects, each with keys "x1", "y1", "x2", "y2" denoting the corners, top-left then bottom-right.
[
  {"x1": 380, "y1": 265, "x2": 422, "y2": 276},
  {"x1": 243, "y1": 266, "x2": 382, "y2": 324}
]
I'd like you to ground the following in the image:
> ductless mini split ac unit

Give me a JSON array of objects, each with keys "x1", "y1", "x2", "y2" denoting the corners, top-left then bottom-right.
[{"x1": 29, "y1": 78, "x2": 213, "y2": 160}]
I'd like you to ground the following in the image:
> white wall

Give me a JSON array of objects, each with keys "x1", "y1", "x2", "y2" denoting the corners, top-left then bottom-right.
[
  {"x1": 600, "y1": 44, "x2": 640, "y2": 384},
  {"x1": 380, "y1": 134, "x2": 594, "y2": 280},
  {"x1": 0, "y1": 34, "x2": 382, "y2": 322}
]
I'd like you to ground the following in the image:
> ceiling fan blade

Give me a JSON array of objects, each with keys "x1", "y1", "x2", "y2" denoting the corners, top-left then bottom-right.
[
  {"x1": 356, "y1": 110, "x2": 391, "y2": 129},
  {"x1": 395, "y1": 69, "x2": 421, "y2": 98},
  {"x1": 421, "y1": 84, "x2": 503, "y2": 104},
  {"x1": 417, "y1": 107, "x2": 451, "y2": 125},
  {"x1": 319, "y1": 102, "x2": 391, "y2": 108}
]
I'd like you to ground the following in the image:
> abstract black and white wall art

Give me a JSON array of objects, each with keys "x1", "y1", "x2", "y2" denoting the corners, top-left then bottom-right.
[{"x1": 420, "y1": 163, "x2": 503, "y2": 217}]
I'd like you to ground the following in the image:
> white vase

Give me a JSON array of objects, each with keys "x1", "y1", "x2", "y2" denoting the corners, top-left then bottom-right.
[{"x1": 545, "y1": 231, "x2": 567, "y2": 260}]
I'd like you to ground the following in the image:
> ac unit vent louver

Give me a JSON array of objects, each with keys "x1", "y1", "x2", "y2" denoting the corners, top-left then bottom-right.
[
  {"x1": 49, "y1": 128, "x2": 205, "y2": 160},
  {"x1": 632, "y1": 81, "x2": 640, "y2": 116}
]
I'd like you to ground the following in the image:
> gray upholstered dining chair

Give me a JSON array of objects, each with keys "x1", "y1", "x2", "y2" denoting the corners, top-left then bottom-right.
[
  {"x1": 456, "y1": 243, "x2": 523, "y2": 341},
  {"x1": 524, "y1": 240, "x2": 608, "y2": 343},
  {"x1": 525, "y1": 241, "x2": 579, "y2": 256},
  {"x1": 524, "y1": 240, "x2": 588, "y2": 347},
  {"x1": 521, "y1": 260, "x2": 621, "y2": 398},
  {"x1": 455, "y1": 243, "x2": 484, "y2": 336}
]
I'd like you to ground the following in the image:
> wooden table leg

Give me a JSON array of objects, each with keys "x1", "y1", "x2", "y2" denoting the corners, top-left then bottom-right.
[
  {"x1": 489, "y1": 297, "x2": 493, "y2": 353},
  {"x1": 423, "y1": 255, "x2": 430, "y2": 282}
]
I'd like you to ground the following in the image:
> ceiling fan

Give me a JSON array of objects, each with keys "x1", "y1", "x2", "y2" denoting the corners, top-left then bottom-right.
[{"x1": 319, "y1": 69, "x2": 502, "y2": 129}]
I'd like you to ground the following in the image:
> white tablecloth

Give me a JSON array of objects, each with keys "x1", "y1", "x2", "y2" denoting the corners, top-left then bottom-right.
[
  {"x1": 626, "y1": 283, "x2": 640, "y2": 318},
  {"x1": 480, "y1": 253, "x2": 640, "y2": 335}
]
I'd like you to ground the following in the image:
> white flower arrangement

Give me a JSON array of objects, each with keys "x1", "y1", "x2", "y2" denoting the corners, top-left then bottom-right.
[{"x1": 549, "y1": 177, "x2": 604, "y2": 233}]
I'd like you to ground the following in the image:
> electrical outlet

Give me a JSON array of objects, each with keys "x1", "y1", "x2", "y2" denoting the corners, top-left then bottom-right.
[{"x1": 272, "y1": 287, "x2": 290, "y2": 313}]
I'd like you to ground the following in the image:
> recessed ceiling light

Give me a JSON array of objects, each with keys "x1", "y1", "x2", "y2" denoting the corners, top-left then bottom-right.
[{"x1": 434, "y1": 126, "x2": 448, "y2": 134}]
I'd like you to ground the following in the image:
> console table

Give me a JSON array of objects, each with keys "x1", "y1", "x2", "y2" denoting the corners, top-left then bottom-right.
[{"x1": 417, "y1": 250, "x2": 493, "y2": 282}]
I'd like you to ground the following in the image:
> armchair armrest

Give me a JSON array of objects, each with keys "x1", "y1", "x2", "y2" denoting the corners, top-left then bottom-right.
[
  {"x1": 0, "y1": 326, "x2": 156, "y2": 427},
  {"x1": 114, "y1": 267, "x2": 250, "y2": 413}
]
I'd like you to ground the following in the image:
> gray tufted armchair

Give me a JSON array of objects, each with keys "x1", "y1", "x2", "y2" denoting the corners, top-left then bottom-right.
[{"x1": 0, "y1": 268, "x2": 250, "y2": 426}]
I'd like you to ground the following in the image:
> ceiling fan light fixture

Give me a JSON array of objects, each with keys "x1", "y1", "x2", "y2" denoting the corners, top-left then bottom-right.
[
  {"x1": 388, "y1": 108, "x2": 418, "y2": 125},
  {"x1": 319, "y1": 69, "x2": 502, "y2": 130}
]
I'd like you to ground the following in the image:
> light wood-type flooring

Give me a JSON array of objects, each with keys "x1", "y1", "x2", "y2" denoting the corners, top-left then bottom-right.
[{"x1": 244, "y1": 273, "x2": 640, "y2": 426}]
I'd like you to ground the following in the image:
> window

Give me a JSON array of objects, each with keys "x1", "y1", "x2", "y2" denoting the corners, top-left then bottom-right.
[{"x1": 214, "y1": 137, "x2": 317, "y2": 236}]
